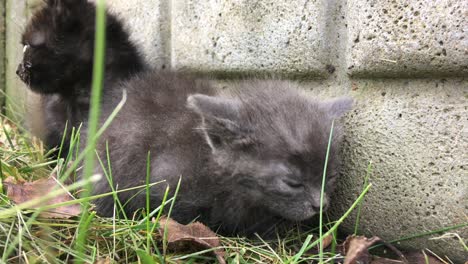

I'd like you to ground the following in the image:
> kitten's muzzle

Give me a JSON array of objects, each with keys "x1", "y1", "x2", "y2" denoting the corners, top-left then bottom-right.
[
  {"x1": 16, "y1": 62, "x2": 31, "y2": 82},
  {"x1": 311, "y1": 198, "x2": 329, "y2": 212}
]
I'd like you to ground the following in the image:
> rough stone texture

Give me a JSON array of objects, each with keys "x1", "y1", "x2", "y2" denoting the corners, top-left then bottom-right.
[
  {"x1": 327, "y1": 79, "x2": 468, "y2": 262},
  {"x1": 5, "y1": 0, "x2": 43, "y2": 128},
  {"x1": 172, "y1": 0, "x2": 330, "y2": 77},
  {"x1": 1, "y1": 0, "x2": 5, "y2": 107},
  {"x1": 107, "y1": 0, "x2": 169, "y2": 69},
  {"x1": 5, "y1": 0, "x2": 28, "y2": 117},
  {"x1": 4, "y1": 0, "x2": 468, "y2": 262},
  {"x1": 347, "y1": 0, "x2": 468, "y2": 77}
]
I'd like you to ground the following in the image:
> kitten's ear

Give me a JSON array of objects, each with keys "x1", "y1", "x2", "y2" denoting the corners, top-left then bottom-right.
[
  {"x1": 187, "y1": 94, "x2": 240, "y2": 120},
  {"x1": 187, "y1": 94, "x2": 250, "y2": 150},
  {"x1": 322, "y1": 96, "x2": 353, "y2": 118},
  {"x1": 49, "y1": 0, "x2": 87, "y2": 18}
]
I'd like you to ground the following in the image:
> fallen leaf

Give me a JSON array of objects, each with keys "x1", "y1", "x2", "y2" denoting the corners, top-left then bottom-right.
[
  {"x1": 343, "y1": 235, "x2": 408, "y2": 264},
  {"x1": 94, "y1": 257, "x2": 111, "y2": 264},
  {"x1": 158, "y1": 217, "x2": 226, "y2": 264},
  {"x1": 4, "y1": 176, "x2": 81, "y2": 218},
  {"x1": 343, "y1": 236, "x2": 380, "y2": 264},
  {"x1": 321, "y1": 233, "x2": 334, "y2": 249}
]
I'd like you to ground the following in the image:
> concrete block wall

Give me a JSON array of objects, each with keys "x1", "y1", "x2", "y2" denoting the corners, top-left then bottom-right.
[
  {"x1": 347, "y1": 0, "x2": 468, "y2": 77},
  {"x1": 3, "y1": 0, "x2": 467, "y2": 262},
  {"x1": 4, "y1": 0, "x2": 42, "y2": 119},
  {"x1": 172, "y1": 0, "x2": 329, "y2": 76},
  {"x1": 0, "y1": 0, "x2": 5, "y2": 107}
]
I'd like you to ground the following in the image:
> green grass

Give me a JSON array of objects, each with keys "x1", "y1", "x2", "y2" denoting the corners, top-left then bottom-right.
[
  {"x1": 1, "y1": 0, "x2": 466, "y2": 262},
  {"x1": 1, "y1": 99, "x2": 467, "y2": 263},
  {"x1": 0, "y1": 115, "x2": 365, "y2": 263},
  {"x1": 75, "y1": 0, "x2": 107, "y2": 261},
  {"x1": 353, "y1": 161, "x2": 372, "y2": 235}
]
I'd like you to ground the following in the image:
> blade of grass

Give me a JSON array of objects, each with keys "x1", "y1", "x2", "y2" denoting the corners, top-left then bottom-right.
[
  {"x1": 138, "y1": 185, "x2": 171, "y2": 225},
  {"x1": 145, "y1": 151, "x2": 151, "y2": 253},
  {"x1": 136, "y1": 249, "x2": 156, "y2": 263},
  {"x1": 96, "y1": 149, "x2": 129, "y2": 219},
  {"x1": 0, "y1": 160, "x2": 3, "y2": 183},
  {"x1": 60, "y1": 89, "x2": 126, "y2": 188},
  {"x1": 75, "y1": 212, "x2": 97, "y2": 263},
  {"x1": 304, "y1": 183, "x2": 372, "y2": 252},
  {"x1": 369, "y1": 222, "x2": 468, "y2": 250},
  {"x1": 35, "y1": 180, "x2": 165, "y2": 213},
  {"x1": 148, "y1": 186, "x2": 170, "y2": 263},
  {"x1": 56, "y1": 121, "x2": 69, "y2": 159},
  {"x1": 354, "y1": 161, "x2": 372, "y2": 235},
  {"x1": 255, "y1": 233, "x2": 284, "y2": 263},
  {"x1": 431, "y1": 232, "x2": 468, "y2": 251},
  {"x1": 330, "y1": 228, "x2": 338, "y2": 264},
  {"x1": 162, "y1": 177, "x2": 182, "y2": 258},
  {"x1": 59, "y1": 125, "x2": 82, "y2": 183},
  {"x1": 1, "y1": 218, "x2": 16, "y2": 262},
  {"x1": 76, "y1": 0, "x2": 107, "y2": 260},
  {"x1": 319, "y1": 120, "x2": 334, "y2": 263},
  {"x1": 2, "y1": 119, "x2": 16, "y2": 150},
  {"x1": 81, "y1": 0, "x2": 107, "y2": 192},
  {"x1": 289, "y1": 234, "x2": 313, "y2": 264},
  {"x1": 104, "y1": 140, "x2": 129, "y2": 219}
]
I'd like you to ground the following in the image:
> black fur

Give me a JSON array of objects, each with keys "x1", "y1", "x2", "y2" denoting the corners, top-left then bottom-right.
[{"x1": 17, "y1": 0, "x2": 145, "y2": 155}]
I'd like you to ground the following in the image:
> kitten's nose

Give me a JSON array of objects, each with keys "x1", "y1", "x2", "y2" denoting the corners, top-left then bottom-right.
[
  {"x1": 16, "y1": 63, "x2": 23, "y2": 76},
  {"x1": 311, "y1": 195, "x2": 328, "y2": 212}
]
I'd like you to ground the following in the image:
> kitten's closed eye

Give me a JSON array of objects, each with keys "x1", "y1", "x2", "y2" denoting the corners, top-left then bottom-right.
[{"x1": 282, "y1": 178, "x2": 304, "y2": 189}]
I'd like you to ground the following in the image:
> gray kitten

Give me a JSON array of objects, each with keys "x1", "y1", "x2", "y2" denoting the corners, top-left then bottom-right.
[{"x1": 89, "y1": 71, "x2": 352, "y2": 236}]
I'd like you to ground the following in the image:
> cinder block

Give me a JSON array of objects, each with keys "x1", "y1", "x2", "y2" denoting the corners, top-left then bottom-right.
[
  {"x1": 327, "y1": 79, "x2": 468, "y2": 263},
  {"x1": 107, "y1": 0, "x2": 170, "y2": 68},
  {"x1": 0, "y1": 0, "x2": 5, "y2": 105},
  {"x1": 172, "y1": 0, "x2": 329, "y2": 77},
  {"x1": 5, "y1": 0, "x2": 29, "y2": 116},
  {"x1": 5, "y1": 0, "x2": 46, "y2": 133},
  {"x1": 347, "y1": 0, "x2": 468, "y2": 77}
]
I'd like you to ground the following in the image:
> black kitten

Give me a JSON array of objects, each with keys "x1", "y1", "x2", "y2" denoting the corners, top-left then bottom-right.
[
  {"x1": 88, "y1": 74, "x2": 353, "y2": 236},
  {"x1": 17, "y1": 0, "x2": 145, "y2": 155}
]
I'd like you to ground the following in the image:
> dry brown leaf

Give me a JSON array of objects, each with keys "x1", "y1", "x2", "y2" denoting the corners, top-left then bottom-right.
[
  {"x1": 322, "y1": 233, "x2": 334, "y2": 249},
  {"x1": 343, "y1": 235, "x2": 408, "y2": 264},
  {"x1": 343, "y1": 236, "x2": 381, "y2": 264},
  {"x1": 94, "y1": 257, "x2": 111, "y2": 264},
  {"x1": 158, "y1": 217, "x2": 226, "y2": 264},
  {"x1": 4, "y1": 176, "x2": 81, "y2": 218}
]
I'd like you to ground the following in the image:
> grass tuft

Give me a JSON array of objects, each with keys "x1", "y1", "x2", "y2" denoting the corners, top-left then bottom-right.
[
  {"x1": 75, "y1": 0, "x2": 107, "y2": 261},
  {"x1": 1, "y1": 0, "x2": 466, "y2": 261}
]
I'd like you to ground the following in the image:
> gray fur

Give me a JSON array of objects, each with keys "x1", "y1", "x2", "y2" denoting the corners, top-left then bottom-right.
[{"x1": 89, "y1": 73, "x2": 353, "y2": 236}]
